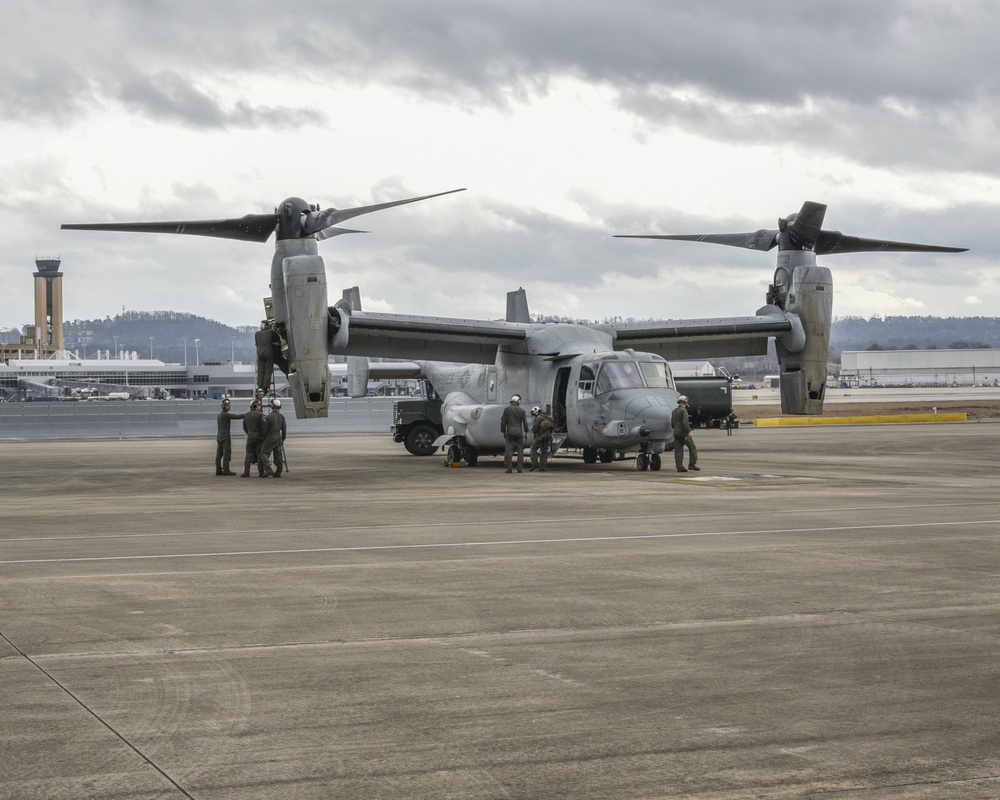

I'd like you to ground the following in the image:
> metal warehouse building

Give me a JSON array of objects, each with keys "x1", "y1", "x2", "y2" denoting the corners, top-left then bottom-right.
[{"x1": 840, "y1": 349, "x2": 1000, "y2": 387}]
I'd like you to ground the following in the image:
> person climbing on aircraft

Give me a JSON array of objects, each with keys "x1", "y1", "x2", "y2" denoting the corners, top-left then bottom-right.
[
  {"x1": 270, "y1": 321, "x2": 289, "y2": 376},
  {"x1": 255, "y1": 320, "x2": 274, "y2": 393},
  {"x1": 529, "y1": 406, "x2": 555, "y2": 472},
  {"x1": 500, "y1": 394, "x2": 529, "y2": 473},
  {"x1": 671, "y1": 395, "x2": 700, "y2": 473}
]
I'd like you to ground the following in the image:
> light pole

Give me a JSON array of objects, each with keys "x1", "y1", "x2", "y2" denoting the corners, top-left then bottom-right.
[
  {"x1": 181, "y1": 336, "x2": 188, "y2": 366},
  {"x1": 149, "y1": 336, "x2": 155, "y2": 360},
  {"x1": 194, "y1": 338, "x2": 200, "y2": 366},
  {"x1": 113, "y1": 336, "x2": 119, "y2": 360},
  {"x1": 230, "y1": 335, "x2": 236, "y2": 364}
]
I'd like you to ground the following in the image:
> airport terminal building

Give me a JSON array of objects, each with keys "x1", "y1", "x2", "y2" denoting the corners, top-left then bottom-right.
[{"x1": 0, "y1": 357, "x2": 285, "y2": 401}]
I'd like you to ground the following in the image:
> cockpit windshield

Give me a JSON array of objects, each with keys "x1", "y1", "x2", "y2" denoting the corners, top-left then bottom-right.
[
  {"x1": 578, "y1": 359, "x2": 674, "y2": 399},
  {"x1": 595, "y1": 361, "x2": 645, "y2": 394}
]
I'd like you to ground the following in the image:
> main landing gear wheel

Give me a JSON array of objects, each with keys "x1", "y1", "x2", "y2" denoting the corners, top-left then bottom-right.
[
  {"x1": 636, "y1": 453, "x2": 649, "y2": 471},
  {"x1": 582, "y1": 447, "x2": 598, "y2": 464},
  {"x1": 649, "y1": 453, "x2": 662, "y2": 471},
  {"x1": 599, "y1": 449, "x2": 614, "y2": 463}
]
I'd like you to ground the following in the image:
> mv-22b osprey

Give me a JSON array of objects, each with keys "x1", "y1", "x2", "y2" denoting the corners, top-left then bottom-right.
[{"x1": 63, "y1": 194, "x2": 966, "y2": 470}]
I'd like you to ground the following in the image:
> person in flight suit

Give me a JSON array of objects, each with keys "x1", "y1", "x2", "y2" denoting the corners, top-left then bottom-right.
[
  {"x1": 241, "y1": 399, "x2": 266, "y2": 478},
  {"x1": 270, "y1": 321, "x2": 289, "y2": 377},
  {"x1": 259, "y1": 398, "x2": 287, "y2": 478},
  {"x1": 255, "y1": 320, "x2": 274, "y2": 393},
  {"x1": 528, "y1": 406, "x2": 555, "y2": 472},
  {"x1": 670, "y1": 395, "x2": 700, "y2": 473},
  {"x1": 500, "y1": 394, "x2": 529, "y2": 473},
  {"x1": 215, "y1": 398, "x2": 245, "y2": 475}
]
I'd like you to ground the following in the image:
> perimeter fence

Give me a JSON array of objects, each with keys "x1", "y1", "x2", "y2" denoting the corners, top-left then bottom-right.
[{"x1": 0, "y1": 398, "x2": 394, "y2": 439}]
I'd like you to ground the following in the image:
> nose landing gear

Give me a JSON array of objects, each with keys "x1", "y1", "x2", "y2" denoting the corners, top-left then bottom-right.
[{"x1": 635, "y1": 452, "x2": 661, "y2": 471}]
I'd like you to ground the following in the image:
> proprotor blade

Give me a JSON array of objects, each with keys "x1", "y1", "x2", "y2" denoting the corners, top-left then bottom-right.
[
  {"x1": 306, "y1": 188, "x2": 467, "y2": 238},
  {"x1": 814, "y1": 231, "x2": 969, "y2": 255},
  {"x1": 615, "y1": 229, "x2": 779, "y2": 252},
  {"x1": 783, "y1": 201, "x2": 827, "y2": 249},
  {"x1": 61, "y1": 213, "x2": 279, "y2": 243}
]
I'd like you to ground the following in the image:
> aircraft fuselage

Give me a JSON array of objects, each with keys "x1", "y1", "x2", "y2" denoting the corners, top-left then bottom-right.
[{"x1": 418, "y1": 326, "x2": 681, "y2": 456}]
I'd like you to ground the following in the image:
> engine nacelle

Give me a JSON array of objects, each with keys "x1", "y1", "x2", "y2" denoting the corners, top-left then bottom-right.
[
  {"x1": 441, "y1": 392, "x2": 508, "y2": 449},
  {"x1": 770, "y1": 261, "x2": 833, "y2": 415},
  {"x1": 282, "y1": 254, "x2": 331, "y2": 418},
  {"x1": 345, "y1": 356, "x2": 370, "y2": 398}
]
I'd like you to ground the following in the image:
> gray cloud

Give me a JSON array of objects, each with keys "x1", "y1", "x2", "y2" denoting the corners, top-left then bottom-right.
[
  {"x1": 115, "y1": 71, "x2": 327, "y2": 130},
  {"x1": 10, "y1": 3, "x2": 998, "y2": 122},
  {"x1": 2, "y1": 1, "x2": 997, "y2": 328}
]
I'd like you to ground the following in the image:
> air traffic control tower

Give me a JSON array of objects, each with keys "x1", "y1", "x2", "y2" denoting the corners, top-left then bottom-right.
[{"x1": 33, "y1": 256, "x2": 64, "y2": 353}]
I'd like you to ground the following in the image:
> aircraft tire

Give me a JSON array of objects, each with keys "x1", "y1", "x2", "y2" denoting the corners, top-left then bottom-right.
[
  {"x1": 599, "y1": 449, "x2": 614, "y2": 463},
  {"x1": 636, "y1": 453, "x2": 649, "y2": 471},
  {"x1": 582, "y1": 447, "x2": 598, "y2": 464},
  {"x1": 649, "y1": 453, "x2": 662, "y2": 471},
  {"x1": 404, "y1": 424, "x2": 440, "y2": 456}
]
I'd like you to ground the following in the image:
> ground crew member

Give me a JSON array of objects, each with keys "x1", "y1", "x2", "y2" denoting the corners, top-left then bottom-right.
[
  {"x1": 260, "y1": 398, "x2": 287, "y2": 478},
  {"x1": 241, "y1": 399, "x2": 266, "y2": 477},
  {"x1": 500, "y1": 394, "x2": 529, "y2": 473},
  {"x1": 529, "y1": 405, "x2": 555, "y2": 472},
  {"x1": 215, "y1": 398, "x2": 245, "y2": 476},
  {"x1": 671, "y1": 395, "x2": 700, "y2": 473}
]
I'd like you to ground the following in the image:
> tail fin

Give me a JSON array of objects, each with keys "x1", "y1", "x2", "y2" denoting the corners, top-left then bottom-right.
[{"x1": 506, "y1": 288, "x2": 530, "y2": 323}]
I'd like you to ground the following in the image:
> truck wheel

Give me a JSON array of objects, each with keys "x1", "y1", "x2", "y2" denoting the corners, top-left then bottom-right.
[{"x1": 404, "y1": 424, "x2": 440, "y2": 456}]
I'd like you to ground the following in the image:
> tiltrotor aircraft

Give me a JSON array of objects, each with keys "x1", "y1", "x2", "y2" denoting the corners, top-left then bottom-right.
[{"x1": 63, "y1": 195, "x2": 966, "y2": 470}]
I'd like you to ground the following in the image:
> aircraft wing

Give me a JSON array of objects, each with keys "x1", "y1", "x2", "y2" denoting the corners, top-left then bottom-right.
[
  {"x1": 335, "y1": 311, "x2": 528, "y2": 363},
  {"x1": 600, "y1": 312, "x2": 793, "y2": 359}
]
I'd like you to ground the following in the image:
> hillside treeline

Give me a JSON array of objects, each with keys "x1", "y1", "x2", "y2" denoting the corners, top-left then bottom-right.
[
  {"x1": 830, "y1": 315, "x2": 1000, "y2": 355},
  {"x1": 7, "y1": 312, "x2": 1000, "y2": 367},
  {"x1": 62, "y1": 311, "x2": 258, "y2": 364}
]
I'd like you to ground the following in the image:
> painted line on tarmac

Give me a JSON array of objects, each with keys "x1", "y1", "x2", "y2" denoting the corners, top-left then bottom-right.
[
  {"x1": 3, "y1": 500, "x2": 1000, "y2": 545},
  {"x1": 2, "y1": 517, "x2": 999, "y2": 565}
]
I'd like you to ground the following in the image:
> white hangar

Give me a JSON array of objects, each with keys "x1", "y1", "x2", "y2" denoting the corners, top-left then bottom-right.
[{"x1": 840, "y1": 349, "x2": 1000, "y2": 387}]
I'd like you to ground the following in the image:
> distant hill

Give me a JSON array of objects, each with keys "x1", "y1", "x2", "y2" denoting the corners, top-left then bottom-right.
[
  {"x1": 62, "y1": 312, "x2": 258, "y2": 365},
  {"x1": 829, "y1": 316, "x2": 1000, "y2": 357},
  {"x1": 7, "y1": 312, "x2": 1000, "y2": 367}
]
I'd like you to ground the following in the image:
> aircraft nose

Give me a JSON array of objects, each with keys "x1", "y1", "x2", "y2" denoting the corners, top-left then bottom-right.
[{"x1": 625, "y1": 396, "x2": 673, "y2": 434}]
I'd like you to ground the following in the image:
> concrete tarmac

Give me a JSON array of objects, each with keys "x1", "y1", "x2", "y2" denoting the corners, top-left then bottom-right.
[{"x1": 3, "y1": 423, "x2": 1000, "y2": 799}]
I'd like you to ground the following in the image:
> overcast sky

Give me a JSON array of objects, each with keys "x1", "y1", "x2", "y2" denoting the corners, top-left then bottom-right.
[{"x1": 2, "y1": 1, "x2": 996, "y2": 333}]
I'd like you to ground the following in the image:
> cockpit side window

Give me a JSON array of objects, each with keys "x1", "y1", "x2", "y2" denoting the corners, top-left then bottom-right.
[
  {"x1": 577, "y1": 364, "x2": 596, "y2": 400},
  {"x1": 640, "y1": 361, "x2": 670, "y2": 388}
]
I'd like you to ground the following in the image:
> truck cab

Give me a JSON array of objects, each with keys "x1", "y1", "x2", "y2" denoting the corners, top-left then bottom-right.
[{"x1": 391, "y1": 381, "x2": 444, "y2": 455}]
